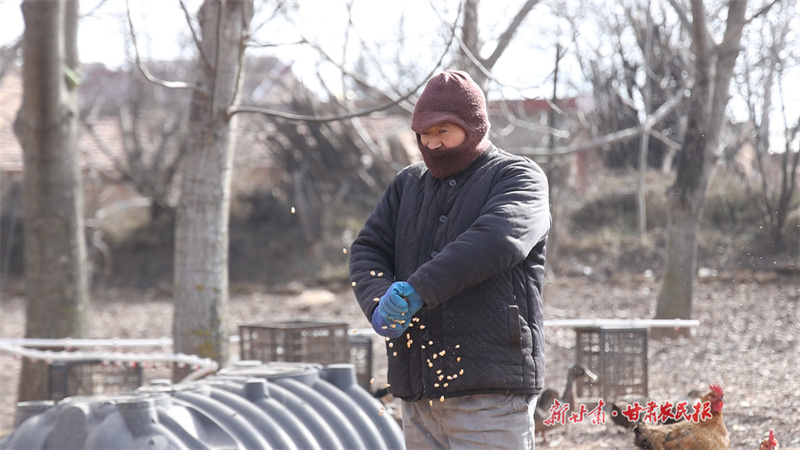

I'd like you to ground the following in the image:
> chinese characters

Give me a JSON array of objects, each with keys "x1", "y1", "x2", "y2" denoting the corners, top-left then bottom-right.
[{"x1": 543, "y1": 399, "x2": 712, "y2": 426}]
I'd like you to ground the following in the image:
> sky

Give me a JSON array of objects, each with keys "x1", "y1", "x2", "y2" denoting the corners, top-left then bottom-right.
[{"x1": 0, "y1": 0, "x2": 561, "y2": 100}]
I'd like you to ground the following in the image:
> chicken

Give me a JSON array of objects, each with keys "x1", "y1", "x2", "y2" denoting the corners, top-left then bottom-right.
[
  {"x1": 534, "y1": 364, "x2": 598, "y2": 441},
  {"x1": 533, "y1": 388, "x2": 560, "y2": 441},
  {"x1": 758, "y1": 429, "x2": 778, "y2": 450},
  {"x1": 611, "y1": 388, "x2": 703, "y2": 430},
  {"x1": 633, "y1": 383, "x2": 729, "y2": 450}
]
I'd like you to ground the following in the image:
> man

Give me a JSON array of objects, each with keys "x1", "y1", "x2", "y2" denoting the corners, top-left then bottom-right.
[{"x1": 349, "y1": 70, "x2": 550, "y2": 449}]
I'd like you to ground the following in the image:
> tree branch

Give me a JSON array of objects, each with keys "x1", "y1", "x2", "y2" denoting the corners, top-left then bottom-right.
[
  {"x1": 444, "y1": 9, "x2": 545, "y2": 93},
  {"x1": 666, "y1": 0, "x2": 693, "y2": 36},
  {"x1": 483, "y1": 0, "x2": 540, "y2": 69},
  {"x1": 79, "y1": 0, "x2": 112, "y2": 19},
  {"x1": 714, "y1": 0, "x2": 779, "y2": 53},
  {"x1": 179, "y1": 0, "x2": 212, "y2": 69},
  {"x1": 298, "y1": 36, "x2": 416, "y2": 114},
  {"x1": 125, "y1": 0, "x2": 206, "y2": 93},
  {"x1": 0, "y1": 36, "x2": 22, "y2": 84},
  {"x1": 512, "y1": 88, "x2": 685, "y2": 156},
  {"x1": 228, "y1": 79, "x2": 423, "y2": 122},
  {"x1": 228, "y1": 8, "x2": 460, "y2": 122}
]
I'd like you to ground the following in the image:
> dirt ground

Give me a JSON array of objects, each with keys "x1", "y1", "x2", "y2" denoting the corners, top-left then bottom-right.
[{"x1": 1, "y1": 269, "x2": 798, "y2": 449}]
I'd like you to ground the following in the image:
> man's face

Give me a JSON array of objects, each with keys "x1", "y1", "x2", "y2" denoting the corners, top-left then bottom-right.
[{"x1": 419, "y1": 122, "x2": 466, "y2": 150}]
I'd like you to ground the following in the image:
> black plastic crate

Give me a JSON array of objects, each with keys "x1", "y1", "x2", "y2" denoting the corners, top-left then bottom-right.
[
  {"x1": 348, "y1": 334, "x2": 374, "y2": 391},
  {"x1": 48, "y1": 359, "x2": 143, "y2": 401},
  {"x1": 239, "y1": 321, "x2": 350, "y2": 367},
  {"x1": 575, "y1": 326, "x2": 648, "y2": 402}
]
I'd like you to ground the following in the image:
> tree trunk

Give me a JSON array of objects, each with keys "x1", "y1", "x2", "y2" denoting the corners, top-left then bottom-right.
[
  {"x1": 13, "y1": 0, "x2": 88, "y2": 401},
  {"x1": 656, "y1": 203, "x2": 698, "y2": 320},
  {"x1": 172, "y1": 0, "x2": 253, "y2": 380},
  {"x1": 654, "y1": 0, "x2": 747, "y2": 328},
  {"x1": 458, "y1": 0, "x2": 481, "y2": 81}
]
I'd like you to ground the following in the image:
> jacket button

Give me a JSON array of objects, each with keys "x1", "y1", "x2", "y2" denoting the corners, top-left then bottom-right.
[
  {"x1": 438, "y1": 215, "x2": 446, "y2": 223},
  {"x1": 448, "y1": 179, "x2": 457, "y2": 187},
  {"x1": 430, "y1": 251, "x2": 438, "y2": 258}
]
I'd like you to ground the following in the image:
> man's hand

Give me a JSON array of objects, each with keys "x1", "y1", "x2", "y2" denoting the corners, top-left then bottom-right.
[
  {"x1": 391, "y1": 281, "x2": 424, "y2": 315},
  {"x1": 371, "y1": 287, "x2": 410, "y2": 338}
]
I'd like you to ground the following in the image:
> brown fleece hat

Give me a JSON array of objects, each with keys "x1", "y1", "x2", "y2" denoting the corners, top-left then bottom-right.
[{"x1": 411, "y1": 70, "x2": 491, "y2": 178}]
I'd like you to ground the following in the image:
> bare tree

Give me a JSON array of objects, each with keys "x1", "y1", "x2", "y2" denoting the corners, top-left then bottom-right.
[
  {"x1": 170, "y1": 0, "x2": 254, "y2": 379},
  {"x1": 13, "y1": 0, "x2": 89, "y2": 401},
  {"x1": 734, "y1": 0, "x2": 800, "y2": 248},
  {"x1": 654, "y1": 0, "x2": 751, "y2": 325},
  {"x1": 83, "y1": 63, "x2": 188, "y2": 223},
  {"x1": 0, "y1": 37, "x2": 22, "y2": 86}
]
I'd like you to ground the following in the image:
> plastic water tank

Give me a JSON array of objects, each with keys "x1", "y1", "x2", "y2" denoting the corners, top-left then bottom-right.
[{"x1": 0, "y1": 362, "x2": 405, "y2": 450}]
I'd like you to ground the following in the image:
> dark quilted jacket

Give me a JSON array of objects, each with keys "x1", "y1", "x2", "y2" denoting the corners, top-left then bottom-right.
[{"x1": 349, "y1": 146, "x2": 550, "y2": 402}]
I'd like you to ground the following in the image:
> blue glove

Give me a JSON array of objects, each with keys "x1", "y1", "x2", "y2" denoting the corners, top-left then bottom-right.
[
  {"x1": 390, "y1": 281, "x2": 424, "y2": 315},
  {"x1": 378, "y1": 286, "x2": 410, "y2": 323},
  {"x1": 371, "y1": 306, "x2": 406, "y2": 338}
]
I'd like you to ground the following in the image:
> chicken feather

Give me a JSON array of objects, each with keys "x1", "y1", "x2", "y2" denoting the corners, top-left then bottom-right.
[{"x1": 633, "y1": 384, "x2": 729, "y2": 450}]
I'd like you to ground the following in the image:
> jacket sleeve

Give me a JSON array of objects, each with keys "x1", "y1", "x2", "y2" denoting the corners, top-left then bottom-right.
[
  {"x1": 348, "y1": 173, "x2": 404, "y2": 320},
  {"x1": 408, "y1": 160, "x2": 550, "y2": 309}
]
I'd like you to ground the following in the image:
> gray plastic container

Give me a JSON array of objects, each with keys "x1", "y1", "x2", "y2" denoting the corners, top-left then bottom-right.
[{"x1": 0, "y1": 362, "x2": 404, "y2": 450}]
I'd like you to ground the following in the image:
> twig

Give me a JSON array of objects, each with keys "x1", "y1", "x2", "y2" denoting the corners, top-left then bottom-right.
[
  {"x1": 228, "y1": 5, "x2": 460, "y2": 122},
  {"x1": 179, "y1": 0, "x2": 212, "y2": 69},
  {"x1": 125, "y1": 0, "x2": 206, "y2": 93},
  {"x1": 512, "y1": 88, "x2": 685, "y2": 156}
]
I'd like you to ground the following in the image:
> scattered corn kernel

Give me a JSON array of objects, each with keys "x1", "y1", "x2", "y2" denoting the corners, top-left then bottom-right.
[{"x1": 440, "y1": 396, "x2": 445, "y2": 403}]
